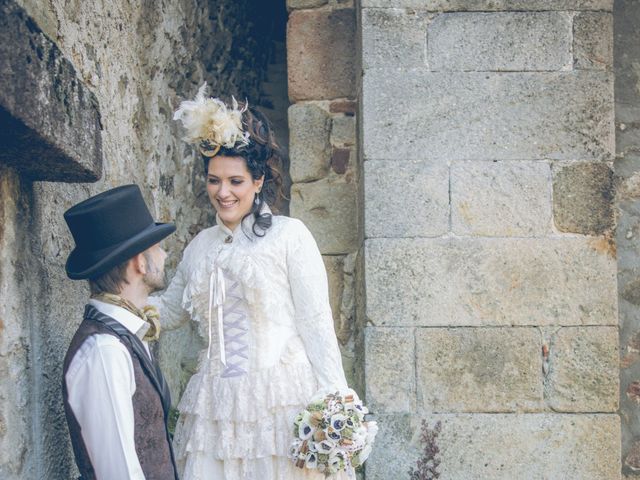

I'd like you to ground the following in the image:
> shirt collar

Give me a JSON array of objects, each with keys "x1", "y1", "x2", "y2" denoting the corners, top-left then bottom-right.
[
  {"x1": 88, "y1": 299, "x2": 150, "y2": 341},
  {"x1": 215, "y1": 204, "x2": 272, "y2": 237}
]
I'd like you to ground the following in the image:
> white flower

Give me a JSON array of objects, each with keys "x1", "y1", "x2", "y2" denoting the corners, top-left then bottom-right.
[
  {"x1": 358, "y1": 444, "x2": 373, "y2": 463},
  {"x1": 331, "y1": 413, "x2": 348, "y2": 431},
  {"x1": 298, "y1": 421, "x2": 314, "y2": 440},
  {"x1": 305, "y1": 452, "x2": 318, "y2": 469}
]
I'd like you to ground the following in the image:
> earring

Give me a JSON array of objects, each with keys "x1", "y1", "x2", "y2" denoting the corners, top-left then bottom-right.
[{"x1": 254, "y1": 192, "x2": 260, "y2": 205}]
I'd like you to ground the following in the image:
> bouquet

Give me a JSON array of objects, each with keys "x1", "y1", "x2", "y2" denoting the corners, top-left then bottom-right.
[{"x1": 289, "y1": 390, "x2": 378, "y2": 477}]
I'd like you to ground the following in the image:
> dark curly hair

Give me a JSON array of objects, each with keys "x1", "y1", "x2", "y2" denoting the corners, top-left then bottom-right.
[{"x1": 202, "y1": 105, "x2": 284, "y2": 237}]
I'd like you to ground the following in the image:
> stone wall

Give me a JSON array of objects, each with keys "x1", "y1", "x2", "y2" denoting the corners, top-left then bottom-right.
[
  {"x1": 615, "y1": 0, "x2": 640, "y2": 475},
  {"x1": 286, "y1": 0, "x2": 363, "y2": 391},
  {"x1": 362, "y1": 1, "x2": 620, "y2": 479},
  {"x1": 0, "y1": 0, "x2": 287, "y2": 477}
]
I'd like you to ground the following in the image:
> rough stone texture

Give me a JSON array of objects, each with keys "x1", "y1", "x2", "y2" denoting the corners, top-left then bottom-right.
[
  {"x1": 0, "y1": 0, "x2": 290, "y2": 477},
  {"x1": 287, "y1": 0, "x2": 329, "y2": 9},
  {"x1": 427, "y1": 12, "x2": 572, "y2": 72},
  {"x1": 364, "y1": 160, "x2": 449, "y2": 238},
  {"x1": 365, "y1": 237, "x2": 617, "y2": 327},
  {"x1": 0, "y1": 169, "x2": 34, "y2": 479},
  {"x1": 362, "y1": 70, "x2": 614, "y2": 161},
  {"x1": 545, "y1": 326, "x2": 618, "y2": 412},
  {"x1": 361, "y1": 8, "x2": 430, "y2": 69},
  {"x1": 616, "y1": 1, "x2": 640, "y2": 473},
  {"x1": 451, "y1": 161, "x2": 551, "y2": 236},
  {"x1": 553, "y1": 162, "x2": 614, "y2": 235},
  {"x1": 330, "y1": 114, "x2": 356, "y2": 147},
  {"x1": 365, "y1": 327, "x2": 416, "y2": 413},
  {"x1": 323, "y1": 255, "x2": 346, "y2": 334},
  {"x1": 367, "y1": 413, "x2": 620, "y2": 480},
  {"x1": 288, "y1": 103, "x2": 331, "y2": 183},
  {"x1": 574, "y1": 12, "x2": 613, "y2": 70},
  {"x1": 416, "y1": 328, "x2": 543, "y2": 412},
  {"x1": 361, "y1": 0, "x2": 613, "y2": 10},
  {"x1": 290, "y1": 180, "x2": 358, "y2": 254},
  {"x1": 287, "y1": 9, "x2": 356, "y2": 101},
  {"x1": 0, "y1": 0, "x2": 102, "y2": 182}
]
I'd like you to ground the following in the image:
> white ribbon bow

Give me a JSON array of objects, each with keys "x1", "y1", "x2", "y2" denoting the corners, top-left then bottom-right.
[{"x1": 207, "y1": 266, "x2": 226, "y2": 363}]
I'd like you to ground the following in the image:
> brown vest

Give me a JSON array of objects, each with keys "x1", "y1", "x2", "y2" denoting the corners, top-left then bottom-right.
[{"x1": 62, "y1": 305, "x2": 179, "y2": 480}]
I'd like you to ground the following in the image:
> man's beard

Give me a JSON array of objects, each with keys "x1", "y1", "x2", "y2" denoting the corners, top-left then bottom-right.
[{"x1": 142, "y1": 252, "x2": 166, "y2": 294}]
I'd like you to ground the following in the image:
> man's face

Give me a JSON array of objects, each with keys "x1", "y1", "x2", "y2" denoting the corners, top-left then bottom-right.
[{"x1": 142, "y1": 243, "x2": 168, "y2": 294}]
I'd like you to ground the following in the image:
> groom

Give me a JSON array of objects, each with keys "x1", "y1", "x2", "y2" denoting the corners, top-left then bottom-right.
[{"x1": 62, "y1": 184, "x2": 179, "y2": 479}]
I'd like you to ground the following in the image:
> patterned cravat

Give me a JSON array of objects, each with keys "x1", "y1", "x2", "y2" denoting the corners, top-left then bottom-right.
[{"x1": 91, "y1": 292, "x2": 161, "y2": 342}]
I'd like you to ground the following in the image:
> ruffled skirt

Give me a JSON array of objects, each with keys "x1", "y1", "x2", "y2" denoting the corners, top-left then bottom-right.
[{"x1": 174, "y1": 355, "x2": 350, "y2": 480}]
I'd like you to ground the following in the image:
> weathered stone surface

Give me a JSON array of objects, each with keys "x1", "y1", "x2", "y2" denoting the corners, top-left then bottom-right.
[
  {"x1": 329, "y1": 99, "x2": 357, "y2": 115},
  {"x1": 330, "y1": 148, "x2": 351, "y2": 174},
  {"x1": 553, "y1": 162, "x2": 614, "y2": 234},
  {"x1": 323, "y1": 255, "x2": 345, "y2": 331},
  {"x1": 287, "y1": 0, "x2": 329, "y2": 9},
  {"x1": 546, "y1": 326, "x2": 618, "y2": 412},
  {"x1": 362, "y1": 8, "x2": 430, "y2": 69},
  {"x1": 451, "y1": 161, "x2": 551, "y2": 236},
  {"x1": 330, "y1": 115, "x2": 356, "y2": 146},
  {"x1": 361, "y1": 0, "x2": 613, "y2": 10},
  {"x1": 0, "y1": 0, "x2": 102, "y2": 182},
  {"x1": 290, "y1": 179, "x2": 358, "y2": 254},
  {"x1": 365, "y1": 237, "x2": 617, "y2": 327},
  {"x1": 367, "y1": 413, "x2": 620, "y2": 480},
  {"x1": 362, "y1": 70, "x2": 614, "y2": 161},
  {"x1": 364, "y1": 160, "x2": 449, "y2": 238},
  {"x1": 365, "y1": 327, "x2": 416, "y2": 412},
  {"x1": 0, "y1": 169, "x2": 33, "y2": 479},
  {"x1": 416, "y1": 328, "x2": 543, "y2": 412},
  {"x1": 287, "y1": 9, "x2": 356, "y2": 101},
  {"x1": 574, "y1": 12, "x2": 613, "y2": 70},
  {"x1": 427, "y1": 12, "x2": 572, "y2": 71},
  {"x1": 288, "y1": 103, "x2": 331, "y2": 183}
]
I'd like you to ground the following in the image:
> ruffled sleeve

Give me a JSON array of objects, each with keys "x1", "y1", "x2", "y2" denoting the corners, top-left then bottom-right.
[
  {"x1": 149, "y1": 245, "x2": 192, "y2": 331},
  {"x1": 286, "y1": 219, "x2": 348, "y2": 392}
]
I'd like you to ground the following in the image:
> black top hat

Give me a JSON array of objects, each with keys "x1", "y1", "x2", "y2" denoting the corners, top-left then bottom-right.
[{"x1": 64, "y1": 184, "x2": 176, "y2": 280}]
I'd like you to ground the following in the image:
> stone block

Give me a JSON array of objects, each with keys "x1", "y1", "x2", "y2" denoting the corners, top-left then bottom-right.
[
  {"x1": 287, "y1": 9, "x2": 356, "y2": 101},
  {"x1": 427, "y1": 12, "x2": 572, "y2": 71},
  {"x1": 330, "y1": 115, "x2": 356, "y2": 146},
  {"x1": 330, "y1": 147, "x2": 351, "y2": 174},
  {"x1": 290, "y1": 179, "x2": 358, "y2": 254},
  {"x1": 365, "y1": 327, "x2": 416, "y2": 412},
  {"x1": 451, "y1": 161, "x2": 551, "y2": 236},
  {"x1": 365, "y1": 237, "x2": 617, "y2": 327},
  {"x1": 361, "y1": 0, "x2": 613, "y2": 10},
  {"x1": 553, "y1": 162, "x2": 614, "y2": 234},
  {"x1": 362, "y1": 70, "x2": 614, "y2": 161},
  {"x1": 361, "y1": 8, "x2": 430, "y2": 69},
  {"x1": 367, "y1": 413, "x2": 620, "y2": 480},
  {"x1": 288, "y1": 103, "x2": 331, "y2": 183},
  {"x1": 0, "y1": 0, "x2": 102, "y2": 182},
  {"x1": 287, "y1": 0, "x2": 328, "y2": 9},
  {"x1": 416, "y1": 328, "x2": 543, "y2": 412},
  {"x1": 323, "y1": 255, "x2": 345, "y2": 332},
  {"x1": 364, "y1": 160, "x2": 449, "y2": 238},
  {"x1": 574, "y1": 12, "x2": 613, "y2": 70},
  {"x1": 546, "y1": 326, "x2": 619, "y2": 412}
]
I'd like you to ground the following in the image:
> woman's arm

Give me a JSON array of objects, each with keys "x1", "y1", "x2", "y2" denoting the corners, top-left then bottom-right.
[
  {"x1": 149, "y1": 254, "x2": 190, "y2": 331},
  {"x1": 287, "y1": 219, "x2": 348, "y2": 392}
]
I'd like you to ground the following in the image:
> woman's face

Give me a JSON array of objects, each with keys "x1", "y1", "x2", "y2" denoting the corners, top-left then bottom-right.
[{"x1": 207, "y1": 155, "x2": 264, "y2": 231}]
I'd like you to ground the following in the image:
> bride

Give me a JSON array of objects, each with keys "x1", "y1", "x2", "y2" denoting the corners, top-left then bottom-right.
[{"x1": 153, "y1": 84, "x2": 350, "y2": 479}]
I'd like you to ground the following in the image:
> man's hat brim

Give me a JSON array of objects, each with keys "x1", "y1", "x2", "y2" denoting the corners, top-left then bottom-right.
[{"x1": 65, "y1": 222, "x2": 176, "y2": 280}]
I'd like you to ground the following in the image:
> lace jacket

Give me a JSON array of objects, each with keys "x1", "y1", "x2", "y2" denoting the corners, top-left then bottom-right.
[{"x1": 154, "y1": 210, "x2": 348, "y2": 393}]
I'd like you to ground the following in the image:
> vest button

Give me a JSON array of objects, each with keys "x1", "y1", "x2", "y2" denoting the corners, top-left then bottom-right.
[{"x1": 224, "y1": 235, "x2": 233, "y2": 244}]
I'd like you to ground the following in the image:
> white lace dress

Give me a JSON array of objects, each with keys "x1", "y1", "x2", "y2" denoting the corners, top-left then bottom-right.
[{"x1": 154, "y1": 210, "x2": 349, "y2": 480}]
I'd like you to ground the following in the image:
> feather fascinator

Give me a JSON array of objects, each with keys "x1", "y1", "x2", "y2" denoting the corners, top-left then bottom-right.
[{"x1": 173, "y1": 83, "x2": 249, "y2": 157}]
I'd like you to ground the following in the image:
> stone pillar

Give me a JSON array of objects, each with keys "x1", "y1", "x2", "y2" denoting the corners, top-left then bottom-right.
[
  {"x1": 287, "y1": 1, "x2": 362, "y2": 388},
  {"x1": 615, "y1": 0, "x2": 640, "y2": 476},
  {"x1": 362, "y1": 1, "x2": 619, "y2": 479}
]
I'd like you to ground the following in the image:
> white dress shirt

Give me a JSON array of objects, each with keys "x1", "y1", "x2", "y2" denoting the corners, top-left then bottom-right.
[{"x1": 65, "y1": 299, "x2": 152, "y2": 480}]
